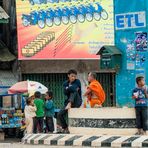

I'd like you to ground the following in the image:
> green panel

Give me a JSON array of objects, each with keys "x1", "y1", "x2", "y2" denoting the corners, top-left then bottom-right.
[
  {"x1": 22, "y1": 73, "x2": 67, "y2": 109},
  {"x1": 96, "y1": 73, "x2": 116, "y2": 107},
  {"x1": 0, "y1": 19, "x2": 9, "y2": 23},
  {"x1": 22, "y1": 73, "x2": 116, "y2": 108}
]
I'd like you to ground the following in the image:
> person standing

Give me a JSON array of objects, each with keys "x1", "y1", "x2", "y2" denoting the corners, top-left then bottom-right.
[
  {"x1": 24, "y1": 97, "x2": 36, "y2": 134},
  {"x1": 57, "y1": 69, "x2": 82, "y2": 133},
  {"x1": 84, "y1": 72, "x2": 105, "y2": 108},
  {"x1": 33, "y1": 91, "x2": 44, "y2": 133},
  {"x1": 132, "y1": 76, "x2": 148, "y2": 135},
  {"x1": 45, "y1": 91, "x2": 55, "y2": 133}
]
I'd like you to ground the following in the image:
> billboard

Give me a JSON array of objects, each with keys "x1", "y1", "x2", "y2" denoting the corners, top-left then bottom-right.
[{"x1": 16, "y1": 0, "x2": 114, "y2": 59}]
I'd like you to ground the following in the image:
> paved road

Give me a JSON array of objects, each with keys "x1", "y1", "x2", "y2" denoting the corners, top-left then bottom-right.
[
  {"x1": 0, "y1": 138, "x2": 93, "y2": 148},
  {"x1": 0, "y1": 143, "x2": 93, "y2": 148}
]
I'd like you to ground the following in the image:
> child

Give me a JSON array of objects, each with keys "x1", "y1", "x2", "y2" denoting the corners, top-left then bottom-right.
[
  {"x1": 84, "y1": 72, "x2": 105, "y2": 108},
  {"x1": 33, "y1": 91, "x2": 44, "y2": 133},
  {"x1": 24, "y1": 97, "x2": 36, "y2": 134},
  {"x1": 45, "y1": 91, "x2": 55, "y2": 133},
  {"x1": 132, "y1": 76, "x2": 148, "y2": 135}
]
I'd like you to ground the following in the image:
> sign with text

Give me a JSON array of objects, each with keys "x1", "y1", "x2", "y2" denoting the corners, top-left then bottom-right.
[
  {"x1": 16, "y1": 0, "x2": 114, "y2": 59},
  {"x1": 115, "y1": 11, "x2": 146, "y2": 30}
]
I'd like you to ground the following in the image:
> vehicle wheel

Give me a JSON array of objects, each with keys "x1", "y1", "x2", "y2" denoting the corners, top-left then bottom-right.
[
  {"x1": 22, "y1": 18, "x2": 30, "y2": 27},
  {"x1": 7, "y1": 128, "x2": 15, "y2": 138},
  {"x1": 101, "y1": 9, "x2": 108, "y2": 20},
  {"x1": 16, "y1": 128, "x2": 25, "y2": 138},
  {"x1": 94, "y1": 12, "x2": 101, "y2": 21},
  {"x1": 29, "y1": 0, "x2": 34, "y2": 5},
  {"x1": 54, "y1": 17, "x2": 61, "y2": 26},
  {"x1": 15, "y1": 128, "x2": 20, "y2": 138},
  {"x1": 38, "y1": 20, "x2": 45, "y2": 29},
  {"x1": 62, "y1": 16, "x2": 69, "y2": 25},
  {"x1": 70, "y1": 15, "x2": 77, "y2": 24},
  {"x1": 77, "y1": 14, "x2": 85, "y2": 23},
  {"x1": 46, "y1": 18, "x2": 53, "y2": 27},
  {"x1": 86, "y1": 13, "x2": 93, "y2": 22}
]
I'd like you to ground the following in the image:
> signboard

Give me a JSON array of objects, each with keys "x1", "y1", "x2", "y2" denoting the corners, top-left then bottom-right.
[
  {"x1": 16, "y1": 0, "x2": 114, "y2": 59},
  {"x1": 3, "y1": 96, "x2": 12, "y2": 108},
  {"x1": 115, "y1": 11, "x2": 146, "y2": 30}
]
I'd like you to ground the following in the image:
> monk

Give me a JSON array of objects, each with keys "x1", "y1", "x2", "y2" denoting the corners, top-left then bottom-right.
[{"x1": 84, "y1": 72, "x2": 105, "y2": 108}]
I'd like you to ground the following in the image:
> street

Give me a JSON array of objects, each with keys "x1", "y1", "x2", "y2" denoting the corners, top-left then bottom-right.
[
  {"x1": 0, "y1": 143, "x2": 93, "y2": 148},
  {"x1": 0, "y1": 137, "x2": 95, "y2": 148}
]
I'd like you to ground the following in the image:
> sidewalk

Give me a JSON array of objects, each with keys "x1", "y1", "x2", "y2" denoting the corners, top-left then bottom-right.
[{"x1": 22, "y1": 133, "x2": 148, "y2": 147}]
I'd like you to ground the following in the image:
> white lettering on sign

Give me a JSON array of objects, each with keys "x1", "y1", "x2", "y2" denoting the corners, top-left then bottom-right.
[{"x1": 115, "y1": 11, "x2": 146, "y2": 30}]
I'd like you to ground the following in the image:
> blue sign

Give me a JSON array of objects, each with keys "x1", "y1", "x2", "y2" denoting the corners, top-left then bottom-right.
[{"x1": 115, "y1": 11, "x2": 146, "y2": 30}]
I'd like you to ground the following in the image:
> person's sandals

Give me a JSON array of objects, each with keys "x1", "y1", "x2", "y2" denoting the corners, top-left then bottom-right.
[
  {"x1": 135, "y1": 131, "x2": 144, "y2": 135},
  {"x1": 62, "y1": 129, "x2": 70, "y2": 134},
  {"x1": 135, "y1": 132, "x2": 141, "y2": 135},
  {"x1": 57, "y1": 128, "x2": 70, "y2": 134}
]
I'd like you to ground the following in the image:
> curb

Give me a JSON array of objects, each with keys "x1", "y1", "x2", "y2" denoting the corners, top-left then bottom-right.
[{"x1": 22, "y1": 134, "x2": 148, "y2": 147}]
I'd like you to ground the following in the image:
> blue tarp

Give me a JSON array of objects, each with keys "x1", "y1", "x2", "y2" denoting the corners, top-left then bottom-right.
[{"x1": 0, "y1": 86, "x2": 17, "y2": 96}]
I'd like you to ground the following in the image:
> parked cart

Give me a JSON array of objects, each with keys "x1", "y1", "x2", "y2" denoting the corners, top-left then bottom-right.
[{"x1": 0, "y1": 86, "x2": 25, "y2": 139}]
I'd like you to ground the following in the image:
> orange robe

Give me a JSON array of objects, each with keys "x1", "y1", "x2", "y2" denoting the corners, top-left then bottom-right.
[{"x1": 85, "y1": 80, "x2": 105, "y2": 108}]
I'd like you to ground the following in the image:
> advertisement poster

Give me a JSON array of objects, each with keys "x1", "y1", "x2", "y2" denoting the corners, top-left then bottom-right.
[
  {"x1": 2, "y1": 96, "x2": 12, "y2": 108},
  {"x1": 135, "y1": 32, "x2": 147, "y2": 51},
  {"x1": 126, "y1": 42, "x2": 135, "y2": 70},
  {"x1": 16, "y1": 0, "x2": 114, "y2": 59}
]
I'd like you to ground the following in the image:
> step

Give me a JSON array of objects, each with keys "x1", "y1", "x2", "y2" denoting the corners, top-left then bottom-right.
[
  {"x1": 68, "y1": 107, "x2": 137, "y2": 135},
  {"x1": 0, "y1": 132, "x2": 4, "y2": 140},
  {"x1": 22, "y1": 134, "x2": 148, "y2": 147}
]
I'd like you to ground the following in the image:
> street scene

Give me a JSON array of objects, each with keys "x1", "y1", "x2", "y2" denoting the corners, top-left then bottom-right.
[{"x1": 0, "y1": 0, "x2": 148, "y2": 147}]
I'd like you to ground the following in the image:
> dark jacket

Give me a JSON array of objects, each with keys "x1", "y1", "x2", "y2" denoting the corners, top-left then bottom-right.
[
  {"x1": 45, "y1": 100, "x2": 55, "y2": 117},
  {"x1": 63, "y1": 79, "x2": 82, "y2": 107}
]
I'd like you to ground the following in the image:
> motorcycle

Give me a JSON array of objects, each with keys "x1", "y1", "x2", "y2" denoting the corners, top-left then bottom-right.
[
  {"x1": 22, "y1": 11, "x2": 38, "y2": 27},
  {"x1": 61, "y1": 7, "x2": 71, "y2": 25},
  {"x1": 93, "y1": 3, "x2": 108, "y2": 20},
  {"x1": 78, "y1": 5, "x2": 94, "y2": 22},
  {"x1": 38, "y1": 10, "x2": 46, "y2": 28},
  {"x1": 53, "y1": 8, "x2": 63, "y2": 26},
  {"x1": 29, "y1": 0, "x2": 46, "y2": 5},
  {"x1": 69, "y1": 6, "x2": 79, "y2": 24},
  {"x1": 46, "y1": 9, "x2": 55, "y2": 27}
]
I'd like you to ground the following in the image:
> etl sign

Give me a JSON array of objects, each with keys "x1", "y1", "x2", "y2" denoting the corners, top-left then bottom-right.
[{"x1": 115, "y1": 11, "x2": 146, "y2": 30}]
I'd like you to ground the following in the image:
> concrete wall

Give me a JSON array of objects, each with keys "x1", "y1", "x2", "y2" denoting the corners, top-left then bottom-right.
[
  {"x1": 115, "y1": 0, "x2": 148, "y2": 106},
  {"x1": 69, "y1": 108, "x2": 137, "y2": 135},
  {"x1": 20, "y1": 60, "x2": 100, "y2": 74}
]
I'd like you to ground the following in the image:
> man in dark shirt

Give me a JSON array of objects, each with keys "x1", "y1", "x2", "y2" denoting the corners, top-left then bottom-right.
[{"x1": 57, "y1": 69, "x2": 82, "y2": 133}]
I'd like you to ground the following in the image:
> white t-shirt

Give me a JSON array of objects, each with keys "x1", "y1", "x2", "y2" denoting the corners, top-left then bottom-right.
[{"x1": 25, "y1": 105, "x2": 36, "y2": 118}]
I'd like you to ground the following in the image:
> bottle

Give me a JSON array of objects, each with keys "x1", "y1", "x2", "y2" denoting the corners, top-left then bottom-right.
[
  {"x1": 6, "y1": 117, "x2": 9, "y2": 124},
  {"x1": 3, "y1": 117, "x2": 6, "y2": 124},
  {"x1": 0, "y1": 118, "x2": 1, "y2": 125},
  {"x1": 1, "y1": 117, "x2": 4, "y2": 124}
]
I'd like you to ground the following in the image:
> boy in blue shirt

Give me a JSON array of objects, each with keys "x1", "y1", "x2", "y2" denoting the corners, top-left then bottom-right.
[
  {"x1": 132, "y1": 76, "x2": 148, "y2": 135},
  {"x1": 45, "y1": 91, "x2": 55, "y2": 133}
]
